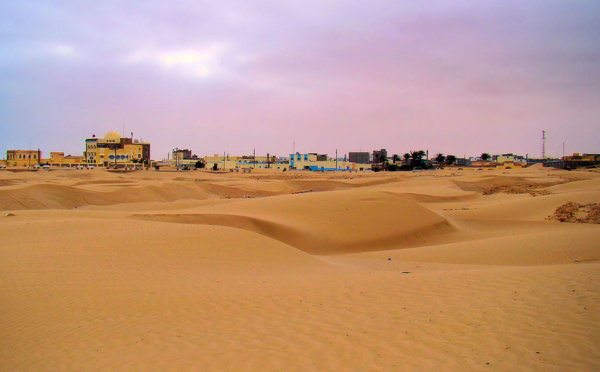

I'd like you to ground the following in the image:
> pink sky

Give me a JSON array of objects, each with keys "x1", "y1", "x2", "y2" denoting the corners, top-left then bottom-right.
[{"x1": 1, "y1": 0, "x2": 599, "y2": 160}]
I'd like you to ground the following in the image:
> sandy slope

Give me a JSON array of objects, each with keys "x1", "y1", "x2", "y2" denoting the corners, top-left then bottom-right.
[{"x1": 0, "y1": 167, "x2": 599, "y2": 371}]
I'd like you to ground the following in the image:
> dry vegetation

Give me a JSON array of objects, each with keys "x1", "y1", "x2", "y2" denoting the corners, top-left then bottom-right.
[{"x1": 548, "y1": 202, "x2": 600, "y2": 224}]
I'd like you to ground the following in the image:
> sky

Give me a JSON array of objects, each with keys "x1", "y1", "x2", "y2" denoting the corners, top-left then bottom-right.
[{"x1": 1, "y1": 0, "x2": 599, "y2": 160}]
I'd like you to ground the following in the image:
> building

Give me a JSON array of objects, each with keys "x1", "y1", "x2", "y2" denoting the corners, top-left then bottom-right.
[
  {"x1": 349, "y1": 152, "x2": 370, "y2": 164},
  {"x1": 289, "y1": 153, "x2": 370, "y2": 171},
  {"x1": 494, "y1": 153, "x2": 526, "y2": 164},
  {"x1": 6, "y1": 150, "x2": 41, "y2": 167},
  {"x1": 372, "y1": 149, "x2": 388, "y2": 164},
  {"x1": 202, "y1": 154, "x2": 285, "y2": 171},
  {"x1": 491, "y1": 153, "x2": 526, "y2": 169},
  {"x1": 85, "y1": 131, "x2": 151, "y2": 168},
  {"x1": 562, "y1": 153, "x2": 600, "y2": 169},
  {"x1": 48, "y1": 152, "x2": 84, "y2": 167},
  {"x1": 172, "y1": 149, "x2": 196, "y2": 161},
  {"x1": 455, "y1": 157, "x2": 470, "y2": 166}
]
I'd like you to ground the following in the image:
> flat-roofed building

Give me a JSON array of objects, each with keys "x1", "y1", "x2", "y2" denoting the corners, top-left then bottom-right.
[
  {"x1": 349, "y1": 152, "x2": 370, "y2": 164},
  {"x1": 563, "y1": 153, "x2": 600, "y2": 169},
  {"x1": 48, "y1": 152, "x2": 84, "y2": 167},
  {"x1": 6, "y1": 150, "x2": 41, "y2": 167},
  {"x1": 372, "y1": 149, "x2": 387, "y2": 164},
  {"x1": 289, "y1": 153, "x2": 370, "y2": 171}
]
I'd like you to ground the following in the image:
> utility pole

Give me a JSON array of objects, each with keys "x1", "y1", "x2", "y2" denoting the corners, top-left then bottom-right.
[
  {"x1": 335, "y1": 149, "x2": 338, "y2": 170},
  {"x1": 223, "y1": 151, "x2": 226, "y2": 170},
  {"x1": 253, "y1": 148, "x2": 256, "y2": 168}
]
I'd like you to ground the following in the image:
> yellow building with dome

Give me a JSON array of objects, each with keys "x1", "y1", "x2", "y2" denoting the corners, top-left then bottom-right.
[{"x1": 85, "y1": 131, "x2": 150, "y2": 168}]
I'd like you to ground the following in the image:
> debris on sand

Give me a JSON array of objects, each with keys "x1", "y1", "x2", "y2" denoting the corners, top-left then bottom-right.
[{"x1": 547, "y1": 202, "x2": 600, "y2": 224}]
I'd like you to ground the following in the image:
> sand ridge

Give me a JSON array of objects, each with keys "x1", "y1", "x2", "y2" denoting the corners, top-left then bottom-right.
[{"x1": 1, "y1": 167, "x2": 599, "y2": 370}]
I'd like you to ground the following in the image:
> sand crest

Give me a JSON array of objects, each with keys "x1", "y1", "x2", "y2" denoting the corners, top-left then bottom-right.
[{"x1": 1, "y1": 167, "x2": 599, "y2": 370}]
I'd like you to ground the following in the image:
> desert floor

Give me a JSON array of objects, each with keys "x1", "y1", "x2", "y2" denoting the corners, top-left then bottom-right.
[{"x1": 1, "y1": 166, "x2": 599, "y2": 371}]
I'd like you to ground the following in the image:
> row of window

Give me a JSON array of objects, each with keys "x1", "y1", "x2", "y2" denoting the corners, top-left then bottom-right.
[
  {"x1": 8, "y1": 153, "x2": 37, "y2": 160},
  {"x1": 108, "y1": 155, "x2": 130, "y2": 160}
]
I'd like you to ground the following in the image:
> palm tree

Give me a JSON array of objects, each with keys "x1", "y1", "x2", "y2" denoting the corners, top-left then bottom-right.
[
  {"x1": 446, "y1": 155, "x2": 457, "y2": 165},
  {"x1": 481, "y1": 153, "x2": 491, "y2": 161},
  {"x1": 403, "y1": 153, "x2": 411, "y2": 164},
  {"x1": 411, "y1": 150, "x2": 426, "y2": 168},
  {"x1": 392, "y1": 154, "x2": 400, "y2": 163},
  {"x1": 434, "y1": 153, "x2": 446, "y2": 163}
]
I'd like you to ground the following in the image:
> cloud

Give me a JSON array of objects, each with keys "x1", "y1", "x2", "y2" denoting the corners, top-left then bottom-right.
[
  {"x1": 1, "y1": 0, "x2": 599, "y2": 159},
  {"x1": 119, "y1": 43, "x2": 231, "y2": 79}
]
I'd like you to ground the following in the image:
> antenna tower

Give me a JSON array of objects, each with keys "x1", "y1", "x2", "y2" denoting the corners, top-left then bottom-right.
[{"x1": 542, "y1": 130, "x2": 546, "y2": 159}]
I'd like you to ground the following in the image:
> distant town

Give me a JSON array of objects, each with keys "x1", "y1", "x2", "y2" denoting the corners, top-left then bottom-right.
[{"x1": 2, "y1": 130, "x2": 599, "y2": 171}]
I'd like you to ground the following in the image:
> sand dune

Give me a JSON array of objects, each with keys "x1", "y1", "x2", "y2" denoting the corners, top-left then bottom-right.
[
  {"x1": 1, "y1": 167, "x2": 599, "y2": 370},
  {"x1": 0, "y1": 172, "x2": 401, "y2": 210},
  {"x1": 132, "y1": 189, "x2": 457, "y2": 255}
]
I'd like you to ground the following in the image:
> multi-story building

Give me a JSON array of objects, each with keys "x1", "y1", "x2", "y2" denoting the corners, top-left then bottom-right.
[
  {"x1": 85, "y1": 131, "x2": 150, "y2": 168},
  {"x1": 6, "y1": 150, "x2": 41, "y2": 167},
  {"x1": 372, "y1": 149, "x2": 388, "y2": 164},
  {"x1": 349, "y1": 152, "x2": 370, "y2": 164},
  {"x1": 172, "y1": 149, "x2": 196, "y2": 161}
]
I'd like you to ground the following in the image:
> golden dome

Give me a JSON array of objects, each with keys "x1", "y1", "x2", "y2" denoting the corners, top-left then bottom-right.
[{"x1": 103, "y1": 131, "x2": 122, "y2": 141}]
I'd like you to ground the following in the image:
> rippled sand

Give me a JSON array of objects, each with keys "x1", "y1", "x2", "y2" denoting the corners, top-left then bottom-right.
[{"x1": 1, "y1": 166, "x2": 599, "y2": 370}]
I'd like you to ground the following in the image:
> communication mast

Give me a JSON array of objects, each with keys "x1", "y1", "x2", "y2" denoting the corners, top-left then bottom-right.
[{"x1": 542, "y1": 130, "x2": 546, "y2": 159}]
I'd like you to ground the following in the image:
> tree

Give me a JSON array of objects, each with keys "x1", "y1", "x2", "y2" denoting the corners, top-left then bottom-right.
[
  {"x1": 446, "y1": 155, "x2": 457, "y2": 165},
  {"x1": 392, "y1": 154, "x2": 400, "y2": 163},
  {"x1": 403, "y1": 153, "x2": 411, "y2": 164},
  {"x1": 381, "y1": 158, "x2": 389, "y2": 171},
  {"x1": 434, "y1": 153, "x2": 446, "y2": 163},
  {"x1": 194, "y1": 160, "x2": 206, "y2": 169},
  {"x1": 410, "y1": 150, "x2": 426, "y2": 168},
  {"x1": 481, "y1": 153, "x2": 491, "y2": 161}
]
